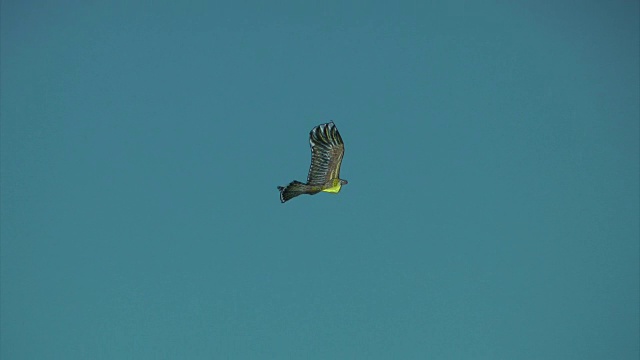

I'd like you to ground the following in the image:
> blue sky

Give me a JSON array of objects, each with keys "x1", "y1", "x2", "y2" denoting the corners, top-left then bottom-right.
[{"x1": 1, "y1": 1, "x2": 638, "y2": 359}]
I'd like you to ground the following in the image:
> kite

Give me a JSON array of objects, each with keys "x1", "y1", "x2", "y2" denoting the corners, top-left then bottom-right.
[{"x1": 277, "y1": 121, "x2": 348, "y2": 203}]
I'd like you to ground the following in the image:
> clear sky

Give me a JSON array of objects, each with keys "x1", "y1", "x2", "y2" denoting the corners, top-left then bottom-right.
[{"x1": 1, "y1": 1, "x2": 638, "y2": 359}]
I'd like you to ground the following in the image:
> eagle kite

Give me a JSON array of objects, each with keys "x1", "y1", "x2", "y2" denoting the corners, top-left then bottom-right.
[{"x1": 277, "y1": 121, "x2": 348, "y2": 203}]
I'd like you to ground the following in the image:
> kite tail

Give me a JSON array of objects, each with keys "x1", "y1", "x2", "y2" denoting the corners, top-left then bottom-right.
[{"x1": 277, "y1": 181, "x2": 320, "y2": 203}]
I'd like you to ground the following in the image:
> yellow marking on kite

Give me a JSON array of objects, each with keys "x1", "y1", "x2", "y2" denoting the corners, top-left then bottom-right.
[
  {"x1": 322, "y1": 179, "x2": 342, "y2": 193},
  {"x1": 322, "y1": 184, "x2": 341, "y2": 193}
]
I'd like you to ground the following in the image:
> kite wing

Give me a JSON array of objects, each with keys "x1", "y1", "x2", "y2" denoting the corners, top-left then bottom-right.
[{"x1": 306, "y1": 121, "x2": 345, "y2": 186}]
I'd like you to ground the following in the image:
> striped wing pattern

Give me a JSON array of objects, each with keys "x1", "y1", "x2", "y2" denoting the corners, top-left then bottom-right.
[{"x1": 307, "y1": 121, "x2": 345, "y2": 186}]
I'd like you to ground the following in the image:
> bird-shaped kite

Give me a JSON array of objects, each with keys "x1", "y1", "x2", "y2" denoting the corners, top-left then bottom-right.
[{"x1": 277, "y1": 121, "x2": 348, "y2": 203}]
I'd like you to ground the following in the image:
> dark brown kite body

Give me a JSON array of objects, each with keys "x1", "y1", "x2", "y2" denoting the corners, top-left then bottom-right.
[{"x1": 277, "y1": 121, "x2": 347, "y2": 203}]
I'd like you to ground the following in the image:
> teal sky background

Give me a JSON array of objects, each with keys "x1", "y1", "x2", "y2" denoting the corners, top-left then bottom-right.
[{"x1": 2, "y1": 1, "x2": 639, "y2": 359}]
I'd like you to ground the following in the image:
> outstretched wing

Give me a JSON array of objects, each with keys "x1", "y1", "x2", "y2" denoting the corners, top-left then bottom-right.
[{"x1": 307, "y1": 121, "x2": 345, "y2": 185}]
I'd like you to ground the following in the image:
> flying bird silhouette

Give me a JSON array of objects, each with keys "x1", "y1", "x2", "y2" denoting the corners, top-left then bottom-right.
[{"x1": 277, "y1": 121, "x2": 348, "y2": 203}]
